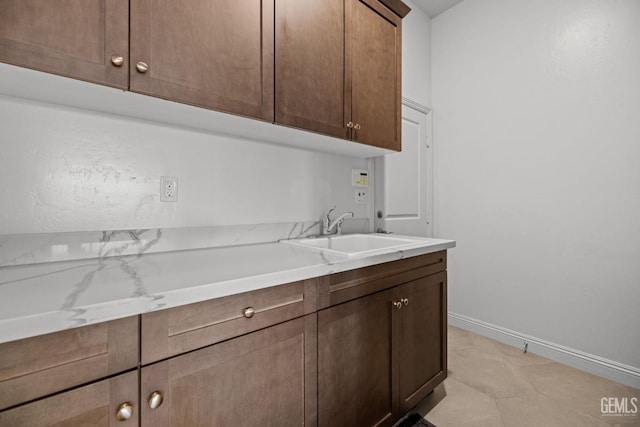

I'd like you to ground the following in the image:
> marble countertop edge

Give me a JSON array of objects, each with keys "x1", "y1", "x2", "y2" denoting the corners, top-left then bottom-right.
[{"x1": 0, "y1": 238, "x2": 456, "y2": 345}]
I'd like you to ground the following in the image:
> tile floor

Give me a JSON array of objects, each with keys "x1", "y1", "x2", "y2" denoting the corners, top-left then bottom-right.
[{"x1": 415, "y1": 326, "x2": 640, "y2": 427}]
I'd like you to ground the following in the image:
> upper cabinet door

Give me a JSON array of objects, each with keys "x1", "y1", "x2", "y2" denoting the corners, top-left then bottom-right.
[
  {"x1": 348, "y1": 0, "x2": 402, "y2": 150},
  {"x1": 130, "y1": 0, "x2": 274, "y2": 121},
  {"x1": 275, "y1": 0, "x2": 348, "y2": 139},
  {"x1": 0, "y1": 0, "x2": 129, "y2": 89}
]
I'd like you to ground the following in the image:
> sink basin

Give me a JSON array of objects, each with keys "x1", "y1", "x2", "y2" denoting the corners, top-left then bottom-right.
[{"x1": 280, "y1": 233, "x2": 427, "y2": 256}]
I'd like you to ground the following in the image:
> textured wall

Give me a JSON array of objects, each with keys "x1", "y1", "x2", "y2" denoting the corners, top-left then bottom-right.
[
  {"x1": 432, "y1": 0, "x2": 640, "y2": 369},
  {"x1": 0, "y1": 95, "x2": 368, "y2": 234},
  {"x1": 402, "y1": 0, "x2": 432, "y2": 107}
]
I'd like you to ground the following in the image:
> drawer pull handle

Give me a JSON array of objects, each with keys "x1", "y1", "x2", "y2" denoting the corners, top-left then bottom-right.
[
  {"x1": 346, "y1": 121, "x2": 354, "y2": 128},
  {"x1": 243, "y1": 307, "x2": 256, "y2": 318},
  {"x1": 393, "y1": 301, "x2": 402, "y2": 310},
  {"x1": 354, "y1": 123, "x2": 361, "y2": 130},
  {"x1": 111, "y1": 54, "x2": 124, "y2": 67},
  {"x1": 402, "y1": 298, "x2": 409, "y2": 306},
  {"x1": 136, "y1": 61, "x2": 149, "y2": 73},
  {"x1": 115, "y1": 402, "x2": 133, "y2": 421},
  {"x1": 148, "y1": 391, "x2": 164, "y2": 409}
]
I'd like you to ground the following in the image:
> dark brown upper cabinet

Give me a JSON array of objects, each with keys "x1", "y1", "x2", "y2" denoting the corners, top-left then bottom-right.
[
  {"x1": 275, "y1": 0, "x2": 348, "y2": 139},
  {"x1": 276, "y1": 0, "x2": 406, "y2": 151},
  {"x1": 1, "y1": 0, "x2": 406, "y2": 152},
  {"x1": 130, "y1": 0, "x2": 274, "y2": 121},
  {"x1": 0, "y1": 0, "x2": 129, "y2": 89},
  {"x1": 348, "y1": 0, "x2": 403, "y2": 151}
]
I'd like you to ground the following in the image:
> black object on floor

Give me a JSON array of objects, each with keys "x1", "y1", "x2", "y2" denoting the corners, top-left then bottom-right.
[{"x1": 395, "y1": 413, "x2": 436, "y2": 427}]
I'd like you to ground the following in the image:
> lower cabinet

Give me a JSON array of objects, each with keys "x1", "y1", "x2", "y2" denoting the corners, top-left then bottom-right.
[
  {"x1": 396, "y1": 272, "x2": 448, "y2": 414},
  {"x1": 0, "y1": 252, "x2": 447, "y2": 427},
  {"x1": 140, "y1": 315, "x2": 317, "y2": 427},
  {"x1": 0, "y1": 371, "x2": 139, "y2": 427},
  {"x1": 318, "y1": 271, "x2": 447, "y2": 427},
  {"x1": 318, "y1": 287, "x2": 396, "y2": 427}
]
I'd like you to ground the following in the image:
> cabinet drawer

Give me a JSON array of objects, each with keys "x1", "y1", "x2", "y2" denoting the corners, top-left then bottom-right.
[
  {"x1": 0, "y1": 370, "x2": 139, "y2": 427},
  {"x1": 0, "y1": 316, "x2": 138, "y2": 411},
  {"x1": 318, "y1": 250, "x2": 446, "y2": 308},
  {"x1": 141, "y1": 315, "x2": 317, "y2": 426},
  {"x1": 141, "y1": 279, "x2": 317, "y2": 364}
]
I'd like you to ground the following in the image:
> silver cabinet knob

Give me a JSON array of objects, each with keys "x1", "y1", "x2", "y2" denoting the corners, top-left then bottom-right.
[
  {"x1": 111, "y1": 54, "x2": 124, "y2": 67},
  {"x1": 243, "y1": 307, "x2": 255, "y2": 318},
  {"x1": 393, "y1": 301, "x2": 402, "y2": 310},
  {"x1": 148, "y1": 391, "x2": 164, "y2": 409},
  {"x1": 115, "y1": 402, "x2": 133, "y2": 421},
  {"x1": 402, "y1": 298, "x2": 409, "y2": 306},
  {"x1": 354, "y1": 123, "x2": 361, "y2": 130},
  {"x1": 346, "y1": 121, "x2": 354, "y2": 128},
  {"x1": 136, "y1": 61, "x2": 149, "y2": 73}
]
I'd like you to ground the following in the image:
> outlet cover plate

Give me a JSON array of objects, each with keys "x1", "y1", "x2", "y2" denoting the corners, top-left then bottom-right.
[
  {"x1": 161, "y1": 176, "x2": 178, "y2": 202},
  {"x1": 355, "y1": 189, "x2": 368, "y2": 204}
]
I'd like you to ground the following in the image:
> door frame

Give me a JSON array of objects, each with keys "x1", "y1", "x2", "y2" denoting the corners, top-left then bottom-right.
[{"x1": 371, "y1": 97, "x2": 433, "y2": 237}]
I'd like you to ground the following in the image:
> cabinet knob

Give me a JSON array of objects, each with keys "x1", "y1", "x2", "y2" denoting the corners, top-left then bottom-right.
[
  {"x1": 115, "y1": 402, "x2": 133, "y2": 421},
  {"x1": 402, "y1": 298, "x2": 409, "y2": 306},
  {"x1": 111, "y1": 54, "x2": 124, "y2": 67},
  {"x1": 346, "y1": 121, "x2": 354, "y2": 128},
  {"x1": 393, "y1": 301, "x2": 402, "y2": 310},
  {"x1": 243, "y1": 307, "x2": 256, "y2": 318},
  {"x1": 148, "y1": 391, "x2": 164, "y2": 409},
  {"x1": 354, "y1": 123, "x2": 361, "y2": 130},
  {"x1": 136, "y1": 61, "x2": 149, "y2": 73}
]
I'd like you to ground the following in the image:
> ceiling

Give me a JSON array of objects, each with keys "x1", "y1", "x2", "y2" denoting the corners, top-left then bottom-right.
[{"x1": 411, "y1": 0, "x2": 464, "y2": 18}]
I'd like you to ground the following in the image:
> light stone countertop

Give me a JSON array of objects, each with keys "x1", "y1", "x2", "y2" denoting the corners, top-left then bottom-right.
[{"x1": 0, "y1": 236, "x2": 455, "y2": 345}]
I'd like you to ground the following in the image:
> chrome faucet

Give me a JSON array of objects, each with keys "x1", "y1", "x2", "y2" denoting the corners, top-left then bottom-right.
[{"x1": 322, "y1": 207, "x2": 354, "y2": 235}]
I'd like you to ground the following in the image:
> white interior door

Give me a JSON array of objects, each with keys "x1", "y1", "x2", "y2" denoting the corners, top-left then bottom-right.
[{"x1": 374, "y1": 101, "x2": 432, "y2": 237}]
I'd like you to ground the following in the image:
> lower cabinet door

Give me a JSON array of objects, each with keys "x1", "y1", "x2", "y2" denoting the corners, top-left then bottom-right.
[
  {"x1": 318, "y1": 288, "x2": 397, "y2": 427},
  {"x1": 0, "y1": 370, "x2": 139, "y2": 427},
  {"x1": 396, "y1": 271, "x2": 448, "y2": 413},
  {"x1": 141, "y1": 315, "x2": 317, "y2": 427}
]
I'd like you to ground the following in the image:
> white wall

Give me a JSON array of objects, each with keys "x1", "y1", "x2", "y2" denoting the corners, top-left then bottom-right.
[
  {"x1": 402, "y1": 0, "x2": 432, "y2": 107},
  {"x1": 0, "y1": 1, "x2": 433, "y2": 236},
  {"x1": 432, "y1": 0, "x2": 640, "y2": 372},
  {"x1": 0, "y1": 95, "x2": 368, "y2": 234}
]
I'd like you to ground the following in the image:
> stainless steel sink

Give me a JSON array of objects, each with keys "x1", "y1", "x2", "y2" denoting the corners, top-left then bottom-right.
[{"x1": 280, "y1": 233, "x2": 428, "y2": 256}]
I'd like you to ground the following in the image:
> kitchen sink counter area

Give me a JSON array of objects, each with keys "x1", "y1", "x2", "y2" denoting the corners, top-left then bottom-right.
[{"x1": 0, "y1": 234, "x2": 455, "y2": 345}]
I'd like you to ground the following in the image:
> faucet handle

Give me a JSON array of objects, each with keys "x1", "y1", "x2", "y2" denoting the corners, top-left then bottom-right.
[
  {"x1": 325, "y1": 206, "x2": 336, "y2": 224},
  {"x1": 322, "y1": 207, "x2": 336, "y2": 234},
  {"x1": 335, "y1": 212, "x2": 354, "y2": 235}
]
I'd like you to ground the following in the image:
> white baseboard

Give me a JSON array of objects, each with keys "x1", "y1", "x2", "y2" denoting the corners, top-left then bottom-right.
[{"x1": 448, "y1": 312, "x2": 640, "y2": 390}]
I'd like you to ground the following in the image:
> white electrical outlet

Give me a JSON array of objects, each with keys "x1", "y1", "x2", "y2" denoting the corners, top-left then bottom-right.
[
  {"x1": 355, "y1": 189, "x2": 367, "y2": 204},
  {"x1": 161, "y1": 176, "x2": 178, "y2": 202}
]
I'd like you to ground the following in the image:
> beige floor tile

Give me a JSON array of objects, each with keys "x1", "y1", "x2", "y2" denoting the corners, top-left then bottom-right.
[
  {"x1": 448, "y1": 346, "x2": 538, "y2": 399},
  {"x1": 423, "y1": 378, "x2": 505, "y2": 427},
  {"x1": 427, "y1": 326, "x2": 640, "y2": 427},
  {"x1": 447, "y1": 325, "x2": 474, "y2": 351},
  {"x1": 523, "y1": 362, "x2": 640, "y2": 425},
  {"x1": 449, "y1": 326, "x2": 553, "y2": 368},
  {"x1": 497, "y1": 393, "x2": 611, "y2": 427}
]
